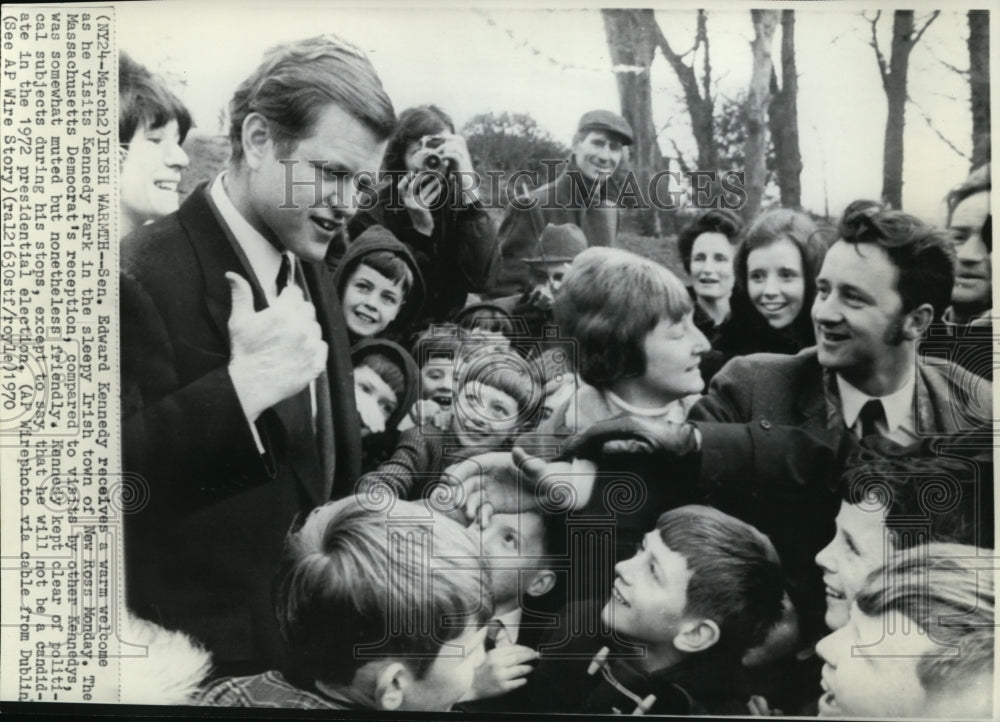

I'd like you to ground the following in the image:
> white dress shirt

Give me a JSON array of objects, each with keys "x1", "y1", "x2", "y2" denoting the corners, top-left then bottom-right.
[
  {"x1": 210, "y1": 173, "x2": 316, "y2": 451},
  {"x1": 836, "y1": 372, "x2": 918, "y2": 445}
]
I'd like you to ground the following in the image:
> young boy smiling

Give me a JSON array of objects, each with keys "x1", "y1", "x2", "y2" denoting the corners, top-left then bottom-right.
[
  {"x1": 522, "y1": 505, "x2": 784, "y2": 715},
  {"x1": 816, "y1": 543, "x2": 993, "y2": 719}
]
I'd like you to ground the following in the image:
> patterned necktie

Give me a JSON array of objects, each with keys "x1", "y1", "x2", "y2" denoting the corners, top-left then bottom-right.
[{"x1": 858, "y1": 399, "x2": 886, "y2": 438}]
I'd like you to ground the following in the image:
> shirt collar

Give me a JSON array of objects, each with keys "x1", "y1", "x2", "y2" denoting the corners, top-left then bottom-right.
[
  {"x1": 836, "y1": 372, "x2": 916, "y2": 433},
  {"x1": 495, "y1": 607, "x2": 523, "y2": 644},
  {"x1": 604, "y1": 389, "x2": 692, "y2": 421},
  {"x1": 210, "y1": 172, "x2": 290, "y2": 301}
]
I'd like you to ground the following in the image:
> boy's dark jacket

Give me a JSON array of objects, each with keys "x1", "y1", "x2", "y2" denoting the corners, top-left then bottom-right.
[
  {"x1": 330, "y1": 224, "x2": 426, "y2": 345},
  {"x1": 347, "y1": 180, "x2": 498, "y2": 325},
  {"x1": 521, "y1": 602, "x2": 747, "y2": 715},
  {"x1": 356, "y1": 422, "x2": 502, "y2": 500},
  {"x1": 351, "y1": 338, "x2": 419, "y2": 475}
]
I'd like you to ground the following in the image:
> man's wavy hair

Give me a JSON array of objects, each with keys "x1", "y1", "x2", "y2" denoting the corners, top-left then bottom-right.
[
  {"x1": 228, "y1": 35, "x2": 396, "y2": 163},
  {"x1": 836, "y1": 208, "x2": 955, "y2": 321},
  {"x1": 275, "y1": 497, "x2": 491, "y2": 686}
]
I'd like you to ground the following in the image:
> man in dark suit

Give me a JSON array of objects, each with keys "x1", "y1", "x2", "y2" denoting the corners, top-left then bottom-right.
[{"x1": 120, "y1": 35, "x2": 396, "y2": 674}]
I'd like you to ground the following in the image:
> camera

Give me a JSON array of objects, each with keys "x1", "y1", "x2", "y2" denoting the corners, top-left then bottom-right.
[{"x1": 414, "y1": 135, "x2": 452, "y2": 173}]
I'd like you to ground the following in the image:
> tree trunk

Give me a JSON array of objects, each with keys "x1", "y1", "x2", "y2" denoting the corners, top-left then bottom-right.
[
  {"x1": 744, "y1": 10, "x2": 779, "y2": 222},
  {"x1": 602, "y1": 9, "x2": 664, "y2": 236},
  {"x1": 881, "y1": 11, "x2": 914, "y2": 210},
  {"x1": 769, "y1": 9, "x2": 802, "y2": 209},
  {"x1": 652, "y1": 10, "x2": 717, "y2": 170},
  {"x1": 968, "y1": 9, "x2": 990, "y2": 169}
]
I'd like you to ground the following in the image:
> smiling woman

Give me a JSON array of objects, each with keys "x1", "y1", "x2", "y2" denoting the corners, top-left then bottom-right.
[
  {"x1": 715, "y1": 209, "x2": 829, "y2": 368},
  {"x1": 118, "y1": 52, "x2": 193, "y2": 239}
]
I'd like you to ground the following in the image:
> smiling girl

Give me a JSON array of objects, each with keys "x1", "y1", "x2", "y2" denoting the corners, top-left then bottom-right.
[{"x1": 716, "y1": 209, "x2": 828, "y2": 364}]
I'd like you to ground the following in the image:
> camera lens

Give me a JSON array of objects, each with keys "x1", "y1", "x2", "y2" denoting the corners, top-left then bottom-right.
[{"x1": 424, "y1": 154, "x2": 441, "y2": 170}]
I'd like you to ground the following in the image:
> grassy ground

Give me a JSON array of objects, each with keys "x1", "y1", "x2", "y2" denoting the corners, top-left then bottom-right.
[{"x1": 179, "y1": 132, "x2": 687, "y2": 279}]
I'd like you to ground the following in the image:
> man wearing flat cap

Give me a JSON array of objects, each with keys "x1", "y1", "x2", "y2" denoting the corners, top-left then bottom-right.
[{"x1": 489, "y1": 110, "x2": 633, "y2": 297}]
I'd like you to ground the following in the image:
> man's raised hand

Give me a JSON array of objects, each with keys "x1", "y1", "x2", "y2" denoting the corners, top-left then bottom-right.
[{"x1": 226, "y1": 272, "x2": 327, "y2": 421}]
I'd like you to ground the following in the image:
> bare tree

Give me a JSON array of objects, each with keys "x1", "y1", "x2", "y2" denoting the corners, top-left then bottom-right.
[
  {"x1": 968, "y1": 9, "x2": 990, "y2": 169},
  {"x1": 602, "y1": 9, "x2": 666, "y2": 236},
  {"x1": 867, "y1": 9, "x2": 940, "y2": 209},
  {"x1": 652, "y1": 10, "x2": 718, "y2": 171},
  {"x1": 745, "y1": 10, "x2": 779, "y2": 222},
  {"x1": 769, "y1": 9, "x2": 802, "y2": 209}
]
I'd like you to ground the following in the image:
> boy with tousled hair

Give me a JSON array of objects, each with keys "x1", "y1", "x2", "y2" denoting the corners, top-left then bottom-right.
[
  {"x1": 816, "y1": 449, "x2": 990, "y2": 632},
  {"x1": 199, "y1": 497, "x2": 491, "y2": 710},
  {"x1": 522, "y1": 505, "x2": 784, "y2": 715},
  {"x1": 816, "y1": 543, "x2": 994, "y2": 718}
]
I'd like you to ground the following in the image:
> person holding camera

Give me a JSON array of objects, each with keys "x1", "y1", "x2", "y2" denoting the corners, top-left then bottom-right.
[{"x1": 346, "y1": 105, "x2": 499, "y2": 326}]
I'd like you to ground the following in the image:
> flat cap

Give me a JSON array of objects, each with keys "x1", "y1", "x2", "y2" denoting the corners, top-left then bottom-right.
[{"x1": 577, "y1": 109, "x2": 633, "y2": 145}]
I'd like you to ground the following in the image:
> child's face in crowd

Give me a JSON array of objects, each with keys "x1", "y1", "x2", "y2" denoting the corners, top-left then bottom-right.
[
  {"x1": 533, "y1": 261, "x2": 571, "y2": 297},
  {"x1": 814, "y1": 501, "x2": 889, "y2": 630},
  {"x1": 815, "y1": 604, "x2": 934, "y2": 718},
  {"x1": 452, "y1": 381, "x2": 520, "y2": 448},
  {"x1": 812, "y1": 241, "x2": 908, "y2": 379},
  {"x1": 353, "y1": 364, "x2": 398, "y2": 435},
  {"x1": 747, "y1": 237, "x2": 806, "y2": 330},
  {"x1": 120, "y1": 119, "x2": 189, "y2": 225},
  {"x1": 478, "y1": 510, "x2": 551, "y2": 611},
  {"x1": 398, "y1": 622, "x2": 489, "y2": 711},
  {"x1": 635, "y1": 313, "x2": 709, "y2": 404},
  {"x1": 949, "y1": 190, "x2": 991, "y2": 309},
  {"x1": 420, "y1": 355, "x2": 455, "y2": 408},
  {"x1": 690, "y1": 232, "x2": 735, "y2": 302},
  {"x1": 342, "y1": 263, "x2": 404, "y2": 337},
  {"x1": 602, "y1": 531, "x2": 694, "y2": 647}
]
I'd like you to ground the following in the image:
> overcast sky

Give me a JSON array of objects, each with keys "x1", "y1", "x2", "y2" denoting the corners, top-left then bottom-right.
[{"x1": 118, "y1": 1, "x2": 986, "y2": 224}]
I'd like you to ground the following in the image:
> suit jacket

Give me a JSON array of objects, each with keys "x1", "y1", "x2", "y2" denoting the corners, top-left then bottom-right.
[
  {"x1": 688, "y1": 346, "x2": 992, "y2": 642},
  {"x1": 120, "y1": 184, "x2": 361, "y2": 671},
  {"x1": 690, "y1": 346, "x2": 992, "y2": 435}
]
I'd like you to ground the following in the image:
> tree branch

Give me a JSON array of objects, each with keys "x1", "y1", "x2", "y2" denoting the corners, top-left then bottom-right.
[
  {"x1": 668, "y1": 139, "x2": 691, "y2": 174},
  {"x1": 907, "y1": 95, "x2": 970, "y2": 162},
  {"x1": 865, "y1": 10, "x2": 890, "y2": 89},
  {"x1": 911, "y1": 10, "x2": 940, "y2": 46}
]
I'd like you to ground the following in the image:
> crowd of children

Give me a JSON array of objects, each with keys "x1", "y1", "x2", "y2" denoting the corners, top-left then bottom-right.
[
  {"x1": 193, "y1": 190, "x2": 993, "y2": 715},
  {"x1": 118, "y1": 47, "x2": 993, "y2": 715}
]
